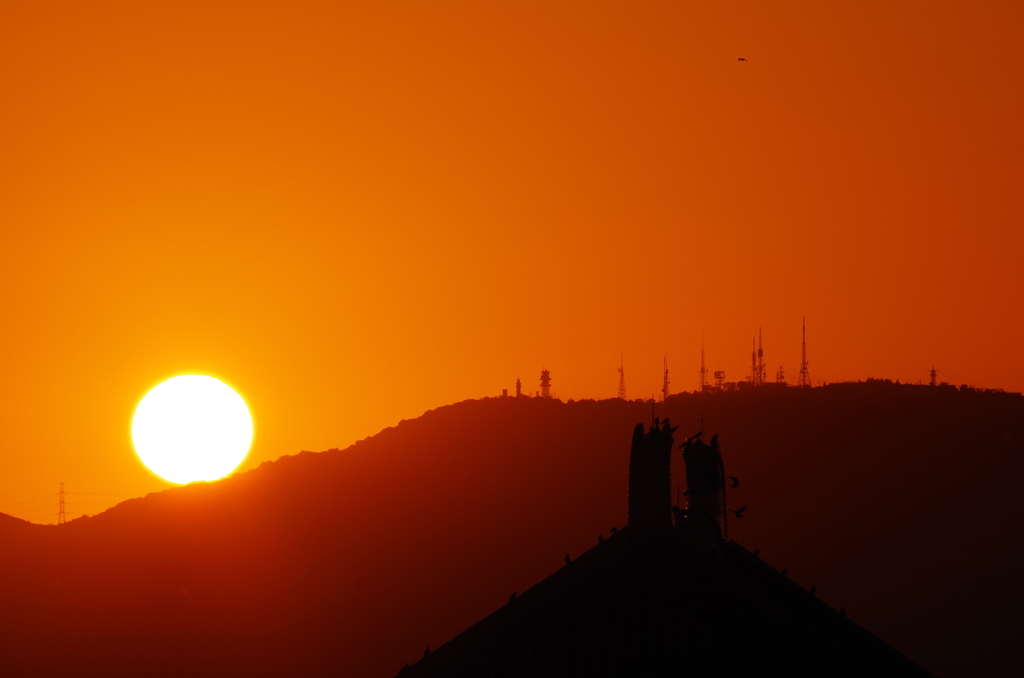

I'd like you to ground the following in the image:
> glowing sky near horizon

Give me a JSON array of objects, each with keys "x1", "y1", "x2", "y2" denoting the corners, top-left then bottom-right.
[{"x1": 0, "y1": 0, "x2": 1021, "y2": 516}]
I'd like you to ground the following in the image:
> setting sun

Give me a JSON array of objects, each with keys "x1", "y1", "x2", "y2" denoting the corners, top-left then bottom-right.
[{"x1": 131, "y1": 375, "x2": 253, "y2": 484}]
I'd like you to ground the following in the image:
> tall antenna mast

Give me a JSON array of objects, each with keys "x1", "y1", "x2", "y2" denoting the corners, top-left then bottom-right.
[
  {"x1": 798, "y1": 316, "x2": 811, "y2": 388},
  {"x1": 57, "y1": 482, "x2": 66, "y2": 525},
  {"x1": 617, "y1": 351, "x2": 627, "y2": 400},
  {"x1": 699, "y1": 335, "x2": 708, "y2": 392},
  {"x1": 753, "y1": 337, "x2": 761, "y2": 385},
  {"x1": 757, "y1": 328, "x2": 765, "y2": 386},
  {"x1": 662, "y1": 354, "x2": 670, "y2": 401}
]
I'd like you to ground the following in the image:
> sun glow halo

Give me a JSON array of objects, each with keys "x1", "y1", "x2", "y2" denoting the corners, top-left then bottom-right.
[{"x1": 132, "y1": 375, "x2": 253, "y2": 484}]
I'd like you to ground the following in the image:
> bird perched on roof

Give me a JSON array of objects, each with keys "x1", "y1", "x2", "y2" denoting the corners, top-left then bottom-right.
[
  {"x1": 781, "y1": 568, "x2": 788, "y2": 576},
  {"x1": 598, "y1": 534, "x2": 604, "y2": 543},
  {"x1": 840, "y1": 607, "x2": 847, "y2": 618},
  {"x1": 730, "y1": 505, "x2": 747, "y2": 519},
  {"x1": 753, "y1": 549, "x2": 760, "y2": 557},
  {"x1": 423, "y1": 647, "x2": 431, "y2": 658},
  {"x1": 564, "y1": 554, "x2": 571, "y2": 565},
  {"x1": 610, "y1": 526, "x2": 618, "y2": 533},
  {"x1": 729, "y1": 476, "x2": 740, "y2": 488},
  {"x1": 809, "y1": 586, "x2": 817, "y2": 596},
  {"x1": 509, "y1": 592, "x2": 517, "y2": 603}
]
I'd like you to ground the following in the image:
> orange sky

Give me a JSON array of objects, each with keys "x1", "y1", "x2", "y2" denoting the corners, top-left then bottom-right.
[{"x1": 1, "y1": 1, "x2": 1022, "y2": 520}]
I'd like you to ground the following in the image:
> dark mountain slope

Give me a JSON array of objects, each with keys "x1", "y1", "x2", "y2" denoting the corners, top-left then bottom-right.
[{"x1": 0, "y1": 382, "x2": 1020, "y2": 677}]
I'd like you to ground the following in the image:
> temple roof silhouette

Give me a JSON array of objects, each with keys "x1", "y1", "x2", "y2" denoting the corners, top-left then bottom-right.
[{"x1": 397, "y1": 421, "x2": 934, "y2": 677}]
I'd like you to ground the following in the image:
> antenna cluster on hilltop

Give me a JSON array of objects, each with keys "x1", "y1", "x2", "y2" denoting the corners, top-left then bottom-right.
[
  {"x1": 500, "y1": 319, "x2": 815, "y2": 402},
  {"x1": 705, "y1": 319, "x2": 811, "y2": 393}
]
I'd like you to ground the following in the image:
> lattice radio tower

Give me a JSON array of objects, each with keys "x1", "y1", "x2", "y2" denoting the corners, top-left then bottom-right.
[
  {"x1": 540, "y1": 369, "x2": 552, "y2": 398},
  {"x1": 756, "y1": 328, "x2": 766, "y2": 385},
  {"x1": 662, "y1": 354, "x2": 670, "y2": 401},
  {"x1": 797, "y1": 316, "x2": 811, "y2": 388},
  {"x1": 617, "y1": 352, "x2": 627, "y2": 399},
  {"x1": 699, "y1": 337, "x2": 708, "y2": 392},
  {"x1": 57, "y1": 482, "x2": 66, "y2": 525},
  {"x1": 749, "y1": 338, "x2": 757, "y2": 384},
  {"x1": 714, "y1": 370, "x2": 726, "y2": 389}
]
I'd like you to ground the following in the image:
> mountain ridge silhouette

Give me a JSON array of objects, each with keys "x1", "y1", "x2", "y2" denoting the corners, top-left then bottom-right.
[{"x1": 1, "y1": 382, "x2": 1021, "y2": 677}]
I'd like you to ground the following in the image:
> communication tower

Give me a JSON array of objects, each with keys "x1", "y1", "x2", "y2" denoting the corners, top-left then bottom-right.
[
  {"x1": 797, "y1": 317, "x2": 811, "y2": 388},
  {"x1": 929, "y1": 367, "x2": 938, "y2": 387},
  {"x1": 756, "y1": 328, "x2": 766, "y2": 386},
  {"x1": 57, "y1": 482, "x2": 66, "y2": 525},
  {"x1": 515, "y1": 377, "x2": 522, "y2": 397},
  {"x1": 749, "y1": 338, "x2": 757, "y2": 384},
  {"x1": 617, "y1": 352, "x2": 627, "y2": 400},
  {"x1": 776, "y1": 365, "x2": 786, "y2": 384},
  {"x1": 714, "y1": 370, "x2": 726, "y2": 389},
  {"x1": 662, "y1": 354, "x2": 670, "y2": 401},
  {"x1": 699, "y1": 337, "x2": 708, "y2": 392},
  {"x1": 540, "y1": 369, "x2": 551, "y2": 398}
]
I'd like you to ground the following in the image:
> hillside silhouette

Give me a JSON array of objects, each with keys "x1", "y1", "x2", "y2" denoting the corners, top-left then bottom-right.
[{"x1": 1, "y1": 381, "x2": 1021, "y2": 677}]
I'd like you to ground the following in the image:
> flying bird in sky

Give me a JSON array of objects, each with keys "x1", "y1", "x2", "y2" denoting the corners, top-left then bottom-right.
[
  {"x1": 731, "y1": 505, "x2": 747, "y2": 519},
  {"x1": 738, "y1": 57, "x2": 746, "y2": 61},
  {"x1": 729, "y1": 476, "x2": 740, "y2": 488}
]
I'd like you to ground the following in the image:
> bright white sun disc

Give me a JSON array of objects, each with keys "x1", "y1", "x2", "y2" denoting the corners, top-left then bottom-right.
[{"x1": 132, "y1": 375, "x2": 253, "y2": 484}]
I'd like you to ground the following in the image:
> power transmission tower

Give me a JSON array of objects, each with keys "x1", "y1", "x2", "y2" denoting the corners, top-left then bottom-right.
[
  {"x1": 57, "y1": 482, "x2": 66, "y2": 525},
  {"x1": 797, "y1": 317, "x2": 811, "y2": 388}
]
